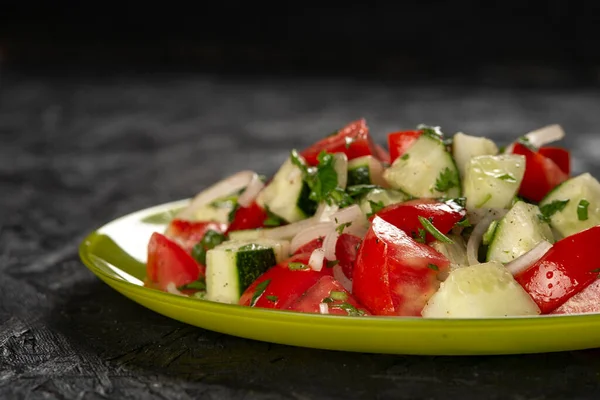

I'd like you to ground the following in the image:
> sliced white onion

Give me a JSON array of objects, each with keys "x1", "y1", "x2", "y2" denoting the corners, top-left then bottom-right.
[
  {"x1": 466, "y1": 216, "x2": 494, "y2": 266},
  {"x1": 309, "y1": 248, "x2": 326, "y2": 272},
  {"x1": 333, "y1": 264, "x2": 353, "y2": 293},
  {"x1": 165, "y1": 282, "x2": 184, "y2": 296},
  {"x1": 330, "y1": 204, "x2": 369, "y2": 237},
  {"x1": 290, "y1": 222, "x2": 335, "y2": 253},
  {"x1": 176, "y1": 170, "x2": 256, "y2": 219},
  {"x1": 333, "y1": 153, "x2": 349, "y2": 189},
  {"x1": 315, "y1": 202, "x2": 340, "y2": 222},
  {"x1": 322, "y1": 229, "x2": 340, "y2": 261},
  {"x1": 237, "y1": 173, "x2": 265, "y2": 208},
  {"x1": 525, "y1": 124, "x2": 565, "y2": 148},
  {"x1": 366, "y1": 156, "x2": 390, "y2": 188},
  {"x1": 319, "y1": 302, "x2": 329, "y2": 315},
  {"x1": 260, "y1": 217, "x2": 317, "y2": 240},
  {"x1": 467, "y1": 208, "x2": 508, "y2": 226},
  {"x1": 505, "y1": 240, "x2": 553, "y2": 276}
]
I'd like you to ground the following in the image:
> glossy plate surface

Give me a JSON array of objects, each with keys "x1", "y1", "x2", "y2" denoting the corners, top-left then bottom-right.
[{"x1": 79, "y1": 200, "x2": 600, "y2": 355}]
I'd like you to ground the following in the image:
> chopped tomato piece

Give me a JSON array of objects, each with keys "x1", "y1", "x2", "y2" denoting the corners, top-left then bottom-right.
[
  {"x1": 227, "y1": 201, "x2": 269, "y2": 233},
  {"x1": 147, "y1": 232, "x2": 202, "y2": 291},
  {"x1": 513, "y1": 143, "x2": 569, "y2": 202},
  {"x1": 538, "y1": 146, "x2": 571, "y2": 176},
  {"x1": 293, "y1": 237, "x2": 324, "y2": 255},
  {"x1": 353, "y1": 216, "x2": 450, "y2": 316},
  {"x1": 387, "y1": 130, "x2": 423, "y2": 163},
  {"x1": 300, "y1": 119, "x2": 380, "y2": 166},
  {"x1": 372, "y1": 199, "x2": 465, "y2": 243},
  {"x1": 551, "y1": 279, "x2": 600, "y2": 315},
  {"x1": 238, "y1": 253, "x2": 333, "y2": 309},
  {"x1": 165, "y1": 219, "x2": 227, "y2": 254},
  {"x1": 336, "y1": 233, "x2": 362, "y2": 278},
  {"x1": 515, "y1": 226, "x2": 600, "y2": 314},
  {"x1": 287, "y1": 276, "x2": 371, "y2": 316}
]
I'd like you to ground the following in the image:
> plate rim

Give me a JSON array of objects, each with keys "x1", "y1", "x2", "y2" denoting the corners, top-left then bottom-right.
[{"x1": 78, "y1": 198, "x2": 600, "y2": 331}]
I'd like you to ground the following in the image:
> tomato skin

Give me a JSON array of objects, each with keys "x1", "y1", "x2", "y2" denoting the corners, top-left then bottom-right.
[
  {"x1": 165, "y1": 219, "x2": 227, "y2": 254},
  {"x1": 513, "y1": 143, "x2": 569, "y2": 203},
  {"x1": 227, "y1": 201, "x2": 269, "y2": 233},
  {"x1": 387, "y1": 130, "x2": 423, "y2": 163},
  {"x1": 538, "y1": 146, "x2": 571, "y2": 175},
  {"x1": 515, "y1": 226, "x2": 600, "y2": 314},
  {"x1": 372, "y1": 199, "x2": 465, "y2": 243},
  {"x1": 293, "y1": 237, "x2": 324, "y2": 255},
  {"x1": 300, "y1": 119, "x2": 379, "y2": 166},
  {"x1": 147, "y1": 232, "x2": 202, "y2": 291},
  {"x1": 353, "y1": 216, "x2": 450, "y2": 316},
  {"x1": 287, "y1": 275, "x2": 371, "y2": 316},
  {"x1": 336, "y1": 233, "x2": 362, "y2": 278},
  {"x1": 239, "y1": 253, "x2": 333, "y2": 309}
]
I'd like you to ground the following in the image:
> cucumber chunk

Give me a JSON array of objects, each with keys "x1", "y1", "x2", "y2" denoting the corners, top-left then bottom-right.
[
  {"x1": 486, "y1": 201, "x2": 554, "y2": 264},
  {"x1": 452, "y1": 132, "x2": 499, "y2": 179},
  {"x1": 205, "y1": 239, "x2": 289, "y2": 304},
  {"x1": 347, "y1": 156, "x2": 372, "y2": 186},
  {"x1": 463, "y1": 154, "x2": 526, "y2": 210},
  {"x1": 256, "y1": 157, "x2": 316, "y2": 223},
  {"x1": 358, "y1": 187, "x2": 410, "y2": 216},
  {"x1": 383, "y1": 133, "x2": 461, "y2": 199},
  {"x1": 539, "y1": 173, "x2": 600, "y2": 238},
  {"x1": 421, "y1": 261, "x2": 541, "y2": 318}
]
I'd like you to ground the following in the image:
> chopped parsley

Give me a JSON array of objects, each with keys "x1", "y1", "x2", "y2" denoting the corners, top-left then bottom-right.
[
  {"x1": 336, "y1": 222, "x2": 352, "y2": 234},
  {"x1": 434, "y1": 167, "x2": 460, "y2": 193},
  {"x1": 191, "y1": 230, "x2": 227, "y2": 265},
  {"x1": 539, "y1": 199, "x2": 570, "y2": 223},
  {"x1": 427, "y1": 263, "x2": 440, "y2": 271},
  {"x1": 578, "y1": 199, "x2": 590, "y2": 221},
  {"x1": 290, "y1": 149, "x2": 354, "y2": 207},
  {"x1": 517, "y1": 135, "x2": 537, "y2": 151},
  {"x1": 250, "y1": 279, "x2": 271, "y2": 306},
  {"x1": 446, "y1": 197, "x2": 466, "y2": 209},
  {"x1": 288, "y1": 262, "x2": 309, "y2": 271},
  {"x1": 418, "y1": 216, "x2": 454, "y2": 244},
  {"x1": 455, "y1": 217, "x2": 471, "y2": 228},
  {"x1": 400, "y1": 153, "x2": 410, "y2": 161},
  {"x1": 412, "y1": 228, "x2": 427, "y2": 244},
  {"x1": 326, "y1": 260, "x2": 339, "y2": 268},
  {"x1": 344, "y1": 136, "x2": 355, "y2": 149},
  {"x1": 266, "y1": 295, "x2": 278, "y2": 303},
  {"x1": 263, "y1": 206, "x2": 286, "y2": 227},
  {"x1": 496, "y1": 173, "x2": 517, "y2": 183},
  {"x1": 330, "y1": 302, "x2": 366, "y2": 317},
  {"x1": 210, "y1": 194, "x2": 238, "y2": 209},
  {"x1": 178, "y1": 280, "x2": 206, "y2": 291},
  {"x1": 346, "y1": 184, "x2": 381, "y2": 198},
  {"x1": 590, "y1": 268, "x2": 600, "y2": 273},
  {"x1": 367, "y1": 200, "x2": 385, "y2": 217}
]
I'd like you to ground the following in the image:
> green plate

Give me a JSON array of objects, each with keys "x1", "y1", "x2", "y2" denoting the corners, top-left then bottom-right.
[{"x1": 79, "y1": 199, "x2": 600, "y2": 356}]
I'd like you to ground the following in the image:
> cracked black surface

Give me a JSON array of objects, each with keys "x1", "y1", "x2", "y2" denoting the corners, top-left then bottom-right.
[{"x1": 2, "y1": 69, "x2": 600, "y2": 400}]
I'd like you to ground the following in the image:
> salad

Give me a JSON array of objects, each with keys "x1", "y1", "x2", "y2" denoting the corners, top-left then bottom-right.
[{"x1": 145, "y1": 119, "x2": 600, "y2": 318}]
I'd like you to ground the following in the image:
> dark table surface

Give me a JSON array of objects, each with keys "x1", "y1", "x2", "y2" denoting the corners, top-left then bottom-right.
[{"x1": 2, "y1": 68, "x2": 600, "y2": 400}]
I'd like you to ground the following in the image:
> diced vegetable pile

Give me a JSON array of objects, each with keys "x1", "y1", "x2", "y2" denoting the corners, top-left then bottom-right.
[{"x1": 145, "y1": 120, "x2": 600, "y2": 318}]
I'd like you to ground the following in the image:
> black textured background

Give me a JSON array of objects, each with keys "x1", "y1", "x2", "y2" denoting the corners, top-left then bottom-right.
[{"x1": 2, "y1": 2, "x2": 600, "y2": 399}]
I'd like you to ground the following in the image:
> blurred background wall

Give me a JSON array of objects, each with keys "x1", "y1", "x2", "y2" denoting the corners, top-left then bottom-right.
[{"x1": 2, "y1": 0, "x2": 600, "y2": 87}]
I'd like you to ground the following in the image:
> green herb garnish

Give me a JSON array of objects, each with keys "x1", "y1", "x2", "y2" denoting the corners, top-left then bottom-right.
[
  {"x1": 346, "y1": 184, "x2": 381, "y2": 198},
  {"x1": 367, "y1": 200, "x2": 385, "y2": 217},
  {"x1": 539, "y1": 199, "x2": 570, "y2": 223},
  {"x1": 412, "y1": 228, "x2": 427, "y2": 244},
  {"x1": 336, "y1": 222, "x2": 352, "y2": 234},
  {"x1": 578, "y1": 199, "x2": 590, "y2": 221},
  {"x1": 178, "y1": 280, "x2": 206, "y2": 291},
  {"x1": 250, "y1": 279, "x2": 271, "y2": 306},
  {"x1": 330, "y1": 302, "x2": 366, "y2": 317},
  {"x1": 191, "y1": 230, "x2": 227, "y2": 265},
  {"x1": 496, "y1": 173, "x2": 517, "y2": 183},
  {"x1": 329, "y1": 291, "x2": 348, "y2": 301},
  {"x1": 400, "y1": 153, "x2": 410, "y2": 161},
  {"x1": 266, "y1": 295, "x2": 278, "y2": 303},
  {"x1": 288, "y1": 262, "x2": 309, "y2": 271},
  {"x1": 434, "y1": 167, "x2": 460, "y2": 193},
  {"x1": 263, "y1": 206, "x2": 286, "y2": 227},
  {"x1": 427, "y1": 263, "x2": 439, "y2": 271},
  {"x1": 326, "y1": 260, "x2": 339, "y2": 268},
  {"x1": 418, "y1": 216, "x2": 453, "y2": 244}
]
